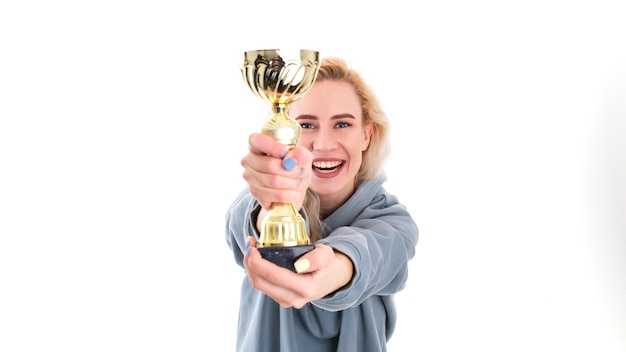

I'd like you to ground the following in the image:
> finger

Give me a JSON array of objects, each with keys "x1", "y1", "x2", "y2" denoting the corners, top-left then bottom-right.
[
  {"x1": 242, "y1": 148, "x2": 304, "y2": 183},
  {"x1": 244, "y1": 236, "x2": 256, "y2": 256},
  {"x1": 242, "y1": 153, "x2": 302, "y2": 186},
  {"x1": 281, "y1": 146, "x2": 313, "y2": 172},
  {"x1": 249, "y1": 133, "x2": 288, "y2": 158},
  {"x1": 244, "y1": 246, "x2": 308, "y2": 307},
  {"x1": 290, "y1": 146, "x2": 313, "y2": 167}
]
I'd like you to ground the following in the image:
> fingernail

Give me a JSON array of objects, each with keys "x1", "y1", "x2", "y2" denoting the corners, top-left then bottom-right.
[
  {"x1": 280, "y1": 151, "x2": 287, "y2": 159},
  {"x1": 294, "y1": 258, "x2": 310, "y2": 273},
  {"x1": 282, "y1": 157, "x2": 297, "y2": 171},
  {"x1": 245, "y1": 240, "x2": 251, "y2": 256}
]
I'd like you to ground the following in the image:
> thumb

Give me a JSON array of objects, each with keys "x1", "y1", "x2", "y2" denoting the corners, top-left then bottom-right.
[
  {"x1": 294, "y1": 257, "x2": 311, "y2": 273},
  {"x1": 293, "y1": 244, "x2": 333, "y2": 273}
]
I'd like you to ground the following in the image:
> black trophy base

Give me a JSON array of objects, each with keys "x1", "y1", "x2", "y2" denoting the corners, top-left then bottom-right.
[{"x1": 258, "y1": 245, "x2": 315, "y2": 272}]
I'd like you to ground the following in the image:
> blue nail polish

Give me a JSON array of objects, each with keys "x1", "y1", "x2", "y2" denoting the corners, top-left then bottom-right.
[
  {"x1": 280, "y1": 151, "x2": 287, "y2": 159},
  {"x1": 282, "y1": 157, "x2": 297, "y2": 171},
  {"x1": 245, "y1": 241, "x2": 251, "y2": 256}
]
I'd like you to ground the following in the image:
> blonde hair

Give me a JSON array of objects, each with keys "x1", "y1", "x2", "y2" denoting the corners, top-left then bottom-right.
[{"x1": 304, "y1": 57, "x2": 391, "y2": 241}]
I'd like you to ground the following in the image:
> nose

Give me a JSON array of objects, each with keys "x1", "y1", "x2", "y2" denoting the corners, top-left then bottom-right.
[{"x1": 312, "y1": 129, "x2": 337, "y2": 152}]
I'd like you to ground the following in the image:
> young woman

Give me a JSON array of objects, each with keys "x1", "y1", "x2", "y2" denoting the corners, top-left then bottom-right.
[{"x1": 225, "y1": 57, "x2": 419, "y2": 352}]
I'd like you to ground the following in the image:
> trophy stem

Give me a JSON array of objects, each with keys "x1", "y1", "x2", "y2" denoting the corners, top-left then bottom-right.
[
  {"x1": 261, "y1": 106, "x2": 301, "y2": 148},
  {"x1": 271, "y1": 103, "x2": 287, "y2": 115}
]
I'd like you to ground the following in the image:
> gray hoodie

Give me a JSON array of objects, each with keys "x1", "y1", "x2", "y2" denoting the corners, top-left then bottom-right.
[{"x1": 225, "y1": 175, "x2": 419, "y2": 352}]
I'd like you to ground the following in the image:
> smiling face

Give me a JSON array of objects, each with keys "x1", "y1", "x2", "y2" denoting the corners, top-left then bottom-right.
[{"x1": 290, "y1": 80, "x2": 373, "y2": 213}]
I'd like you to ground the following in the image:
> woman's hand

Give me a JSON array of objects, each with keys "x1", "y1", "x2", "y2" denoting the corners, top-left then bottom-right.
[
  {"x1": 243, "y1": 237, "x2": 354, "y2": 309},
  {"x1": 241, "y1": 133, "x2": 312, "y2": 212}
]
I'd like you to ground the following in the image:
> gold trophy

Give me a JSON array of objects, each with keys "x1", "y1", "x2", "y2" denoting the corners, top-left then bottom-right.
[{"x1": 240, "y1": 49, "x2": 320, "y2": 272}]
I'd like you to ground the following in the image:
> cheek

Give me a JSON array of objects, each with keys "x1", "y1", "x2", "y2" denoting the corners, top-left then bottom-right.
[
  {"x1": 298, "y1": 134, "x2": 314, "y2": 149},
  {"x1": 348, "y1": 139, "x2": 365, "y2": 161}
]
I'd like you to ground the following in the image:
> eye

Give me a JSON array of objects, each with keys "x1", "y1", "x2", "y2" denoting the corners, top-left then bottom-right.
[
  {"x1": 336, "y1": 121, "x2": 351, "y2": 128},
  {"x1": 300, "y1": 122, "x2": 315, "y2": 129}
]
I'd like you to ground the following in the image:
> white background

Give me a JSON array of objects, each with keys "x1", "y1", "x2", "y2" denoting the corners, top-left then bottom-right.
[{"x1": 1, "y1": 1, "x2": 625, "y2": 351}]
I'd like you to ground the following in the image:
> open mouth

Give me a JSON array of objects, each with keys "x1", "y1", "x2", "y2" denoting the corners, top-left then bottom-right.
[{"x1": 312, "y1": 160, "x2": 345, "y2": 174}]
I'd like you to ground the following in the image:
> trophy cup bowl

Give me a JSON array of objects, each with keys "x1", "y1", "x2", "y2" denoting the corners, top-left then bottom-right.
[{"x1": 241, "y1": 49, "x2": 320, "y2": 272}]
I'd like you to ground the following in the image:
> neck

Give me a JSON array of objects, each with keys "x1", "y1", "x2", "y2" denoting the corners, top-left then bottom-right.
[{"x1": 318, "y1": 180, "x2": 357, "y2": 219}]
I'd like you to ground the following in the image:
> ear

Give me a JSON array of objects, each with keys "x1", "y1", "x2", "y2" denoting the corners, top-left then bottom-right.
[{"x1": 362, "y1": 123, "x2": 373, "y2": 151}]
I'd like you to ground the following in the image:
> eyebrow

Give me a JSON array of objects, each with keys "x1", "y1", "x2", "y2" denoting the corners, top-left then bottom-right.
[{"x1": 295, "y1": 113, "x2": 356, "y2": 121}]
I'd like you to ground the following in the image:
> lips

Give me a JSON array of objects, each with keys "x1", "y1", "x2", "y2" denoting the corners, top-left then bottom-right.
[{"x1": 312, "y1": 160, "x2": 345, "y2": 174}]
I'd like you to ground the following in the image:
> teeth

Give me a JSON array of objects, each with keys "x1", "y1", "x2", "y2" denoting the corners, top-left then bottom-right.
[
  {"x1": 313, "y1": 161, "x2": 342, "y2": 169},
  {"x1": 313, "y1": 161, "x2": 343, "y2": 173}
]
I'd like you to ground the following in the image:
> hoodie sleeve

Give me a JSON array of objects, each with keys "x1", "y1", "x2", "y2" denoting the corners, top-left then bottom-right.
[
  {"x1": 313, "y1": 192, "x2": 419, "y2": 312},
  {"x1": 224, "y1": 188, "x2": 262, "y2": 269}
]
